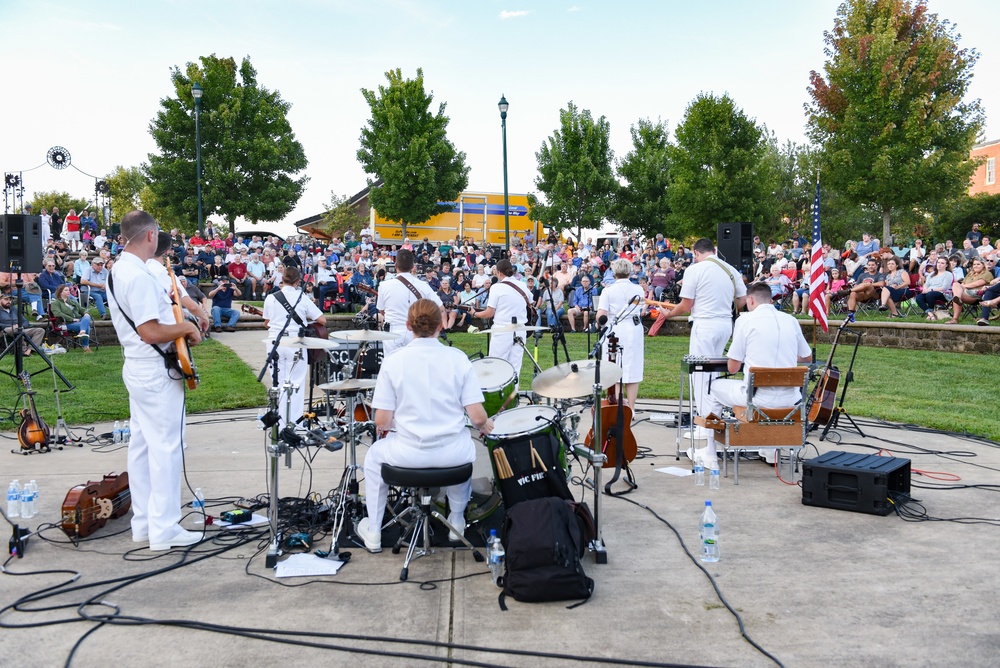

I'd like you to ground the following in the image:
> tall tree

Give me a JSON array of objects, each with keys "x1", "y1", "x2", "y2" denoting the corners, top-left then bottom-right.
[
  {"x1": 104, "y1": 165, "x2": 148, "y2": 224},
  {"x1": 806, "y1": 0, "x2": 984, "y2": 244},
  {"x1": 532, "y1": 101, "x2": 616, "y2": 242},
  {"x1": 357, "y1": 68, "x2": 469, "y2": 241},
  {"x1": 668, "y1": 93, "x2": 779, "y2": 240},
  {"x1": 322, "y1": 192, "x2": 369, "y2": 240},
  {"x1": 610, "y1": 118, "x2": 672, "y2": 239},
  {"x1": 29, "y1": 191, "x2": 88, "y2": 217},
  {"x1": 147, "y1": 54, "x2": 308, "y2": 235}
]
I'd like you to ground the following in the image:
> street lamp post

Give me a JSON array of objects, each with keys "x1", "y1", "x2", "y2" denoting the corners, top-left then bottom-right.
[
  {"x1": 192, "y1": 81, "x2": 204, "y2": 238},
  {"x1": 498, "y1": 94, "x2": 510, "y2": 253}
]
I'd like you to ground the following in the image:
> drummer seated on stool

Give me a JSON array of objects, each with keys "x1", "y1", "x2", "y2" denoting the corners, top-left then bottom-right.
[{"x1": 359, "y1": 299, "x2": 495, "y2": 553}]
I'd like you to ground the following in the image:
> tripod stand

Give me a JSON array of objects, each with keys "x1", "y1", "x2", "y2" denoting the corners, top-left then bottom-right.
[
  {"x1": 0, "y1": 274, "x2": 72, "y2": 388},
  {"x1": 819, "y1": 324, "x2": 865, "y2": 441}
]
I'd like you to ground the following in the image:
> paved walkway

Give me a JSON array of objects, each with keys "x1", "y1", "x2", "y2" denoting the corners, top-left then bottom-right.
[{"x1": 3, "y1": 330, "x2": 999, "y2": 667}]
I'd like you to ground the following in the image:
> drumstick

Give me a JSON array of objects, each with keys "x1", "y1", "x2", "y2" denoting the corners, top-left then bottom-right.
[
  {"x1": 498, "y1": 390, "x2": 518, "y2": 414},
  {"x1": 493, "y1": 449, "x2": 512, "y2": 479},
  {"x1": 530, "y1": 445, "x2": 546, "y2": 470}
]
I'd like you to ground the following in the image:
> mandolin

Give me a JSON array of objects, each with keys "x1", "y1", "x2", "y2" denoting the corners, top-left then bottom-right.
[
  {"x1": 807, "y1": 316, "x2": 852, "y2": 425},
  {"x1": 16, "y1": 372, "x2": 51, "y2": 453},
  {"x1": 61, "y1": 472, "x2": 132, "y2": 539},
  {"x1": 584, "y1": 334, "x2": 638, "y2": 469},
  {"x1": 167, "y1": 264, "x2": 199, "y2": 390}
]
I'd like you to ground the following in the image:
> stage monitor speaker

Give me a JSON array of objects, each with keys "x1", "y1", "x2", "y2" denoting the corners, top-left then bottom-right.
[
  {"x1": 0, "y1": 214, "x2": 44, "y2": 274},
  {"x1": 801, "y1": 451, "x2": 911, "y2": 516},
  {"x1": 716, "y1": 222, "x2": 754, "y2": 282}
]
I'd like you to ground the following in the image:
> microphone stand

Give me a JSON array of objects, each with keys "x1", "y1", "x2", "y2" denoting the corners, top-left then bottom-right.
[
  {"x1": 581, "y1": 283, "x2": 596, "y2": 351},
  {"x1": 544, "y1": 282, "x2": 570, "y2": 366}
]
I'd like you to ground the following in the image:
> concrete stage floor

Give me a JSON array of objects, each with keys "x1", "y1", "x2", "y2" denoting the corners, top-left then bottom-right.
[{"x1": 2, "y1": 330, "x2": 999, "y2": 667}]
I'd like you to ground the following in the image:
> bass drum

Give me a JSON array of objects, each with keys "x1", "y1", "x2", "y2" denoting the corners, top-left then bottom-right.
[
  {"x1": 483, "y1": 406, "x2": 571, "y2": 509},
  {"x1": 471, "y1": 357, "x2": 517, "y2": 417}
]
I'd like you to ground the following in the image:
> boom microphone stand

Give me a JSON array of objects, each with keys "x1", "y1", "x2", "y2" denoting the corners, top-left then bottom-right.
[
  {"x1": 819, "y1": 324, "x2": 866, "y2": 441},
  {"x1": 543, "y1": 281, "x2": 570, "y2": 366}
]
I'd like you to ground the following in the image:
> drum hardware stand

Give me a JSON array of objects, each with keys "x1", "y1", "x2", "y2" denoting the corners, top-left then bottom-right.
[
  {"x1": 819, "y1": 325, "x2": 865, "y2": 441},
  {"x1": 0, "y1": 272, "x2": 73, "y2": 388},
  {"x1": 50, "y1": 384, "x2": 79, "y2": 446},
  {"x1": 328, "y1": 388, "x2": 368, "y2": 558}
]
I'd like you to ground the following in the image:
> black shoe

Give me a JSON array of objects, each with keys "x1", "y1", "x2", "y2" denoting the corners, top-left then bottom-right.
[
  {"x1": 878, "y1": 305, "x2": 889, "y2": 311},
  {"x1": 213, "y1": 326, "x2": 222, "y2": 333}
]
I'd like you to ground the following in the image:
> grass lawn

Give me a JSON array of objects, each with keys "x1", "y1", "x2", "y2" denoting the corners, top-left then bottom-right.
[
  {"x1": 0, "y1": 339, "x2": 266, "y2": 432},
  {"x1": 443, "y1": 332, "x2": 1000, "y2": 442}
]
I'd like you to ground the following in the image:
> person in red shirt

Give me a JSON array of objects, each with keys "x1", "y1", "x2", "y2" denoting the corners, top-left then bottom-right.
[
  {"x1": 227, "y1": 253, "x2": 250, "y2": 295},
  {"x1": 64, "y1": 209, "x2": 82, "y2": 251},
  {"x1": 189, "y1": 233, "x2": 207, "y2": 247}
]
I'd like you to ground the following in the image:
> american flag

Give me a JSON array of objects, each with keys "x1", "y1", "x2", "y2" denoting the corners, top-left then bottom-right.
[{"x1": 808, "y1": 179, "x2": 829, "y2": 332}]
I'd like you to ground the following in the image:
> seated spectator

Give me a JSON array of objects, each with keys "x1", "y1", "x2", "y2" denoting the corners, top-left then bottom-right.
[
  {"x1": 207, "y1": 254, "x2": 229, "y2": 283},
  {"x1": 538, "y1": 277, "x2": 565, "y2": 329},
  {"x1": 37, "y1": 260, "x2": 64, "y2": 299},
  {"x1": 246, "y1": 252, "x2": 267, "y2": 299},
  {"x1": 763, "y1": 263, "x2": 793, "y2": 300},
  {"x1": 437, "y1": 278, "x2": 461, "y2": 331},
  {"x1": 946, "y1": 258, "x2": 992, "y2": 324},
  {"x1": 824, "y1": 268, "x2": 848, "y2": 312},
  {"x1": 177, "y1": 276, "x2": 210, "y2": 314},
  {"x1": 50, "y1": 283, "x2": 92, "y2": 352},
  {"x1": 0, "y1": 289, "x2": 45, "y2": 355},
  {"x1": 907, "y1": 238, "x2": 927, "y2": 273},
  {"x1": 80, "y1": 257, "x2": 110, "y2": 319},
  {"x1": 878, "y1": 256, "x2": 910, "y2": 317},
  {"x1": 649, "y1": 258, "x2": 675, "y2": 300},
  {"x1": 227, "y1": 252, "x2": 250, "y2": 295},
  {"x1": 915, "y1": 256, "x2": 954, "y2": 318},
  {"x1": 846, "y1": 258, "x2": 885, "y2": 313},
  {"x1": 974, "y1": 276, "x2": 1000, "y2": 325},
  {"x1": 567, "y1": 275, "x2": 596, "y2": 333},
  {"x1": 208, "y1": 278, "x2": 242, "y2": 333}
]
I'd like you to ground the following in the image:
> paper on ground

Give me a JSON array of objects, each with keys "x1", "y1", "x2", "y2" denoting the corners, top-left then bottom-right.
[
  {"x1": 275, "y1": 553, "x2": 346, "y2": 577},
  {"x1": 656, "y1": 466, "x2": 693, "y2": 477}
]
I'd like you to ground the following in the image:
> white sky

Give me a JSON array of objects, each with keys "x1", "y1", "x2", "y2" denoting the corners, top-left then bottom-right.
[{"x1": 1, "y1": 0, "x2": 997, "y2": 236}]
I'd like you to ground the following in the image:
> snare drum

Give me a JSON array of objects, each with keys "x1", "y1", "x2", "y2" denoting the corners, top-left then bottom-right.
[
  {"x1": 472, "y1": 357, "x2": 517, "y2": 417},
  {"x1": 484, "y1": 406, "x2": 570, "y2": 508}
]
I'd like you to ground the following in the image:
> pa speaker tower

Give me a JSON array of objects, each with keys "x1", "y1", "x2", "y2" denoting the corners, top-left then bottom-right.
[
  {"x1": 0, "y1": 215, "x2": 44, "y2": 274},
  {"x1": 717, "y1": 222, "x2": 754, "y2": 282}
]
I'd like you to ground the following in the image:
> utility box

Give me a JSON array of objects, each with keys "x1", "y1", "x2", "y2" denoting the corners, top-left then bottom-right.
[{"x1": 801, "y1": 451, "x2": 911, "y2": 516}]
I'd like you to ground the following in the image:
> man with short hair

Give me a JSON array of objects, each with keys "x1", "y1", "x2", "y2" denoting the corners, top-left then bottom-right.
[
  {"x1": 473, "y1": 259, "x2": 531, "y2": 376},
  {"x1": 376, "y1": 249, "x2": 443, "y2": 356},
  {"x1": 0, "y1": 290, "x2": 45, "y2": 355},
  {"x1": 846, "y1": 258, "x2": 885, "y2": 313},
  {"x1": 81, "y1": 257, "x2": 110, "y2": 319},
  {"x1": 208, "y1": 278, "x2": 242, "y2": 333}
]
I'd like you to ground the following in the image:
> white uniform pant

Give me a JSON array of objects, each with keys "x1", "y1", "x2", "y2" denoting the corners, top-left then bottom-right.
[
  {"x1": 266, "y1": 344, "x2": 309, "y2": 428},
  {"x1": 123, "y1": 357, "x2": 186, "y2": 544},
  {"x1": 689, "y1": 318, "x2": 733, "y2": 429},
  {"x1": 363, "y1": 432, "x2": 476, "y2": 533},
  {"x1": 383, "y1": 322, "x2": 413, "y2": 357},
  {"x1": 489, "y1": 332, "x2": 524, "y2": 382}
]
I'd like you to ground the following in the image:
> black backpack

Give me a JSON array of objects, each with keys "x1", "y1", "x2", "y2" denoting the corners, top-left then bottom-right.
[{"x1": 498, "y1": 497, "x2": 594, "y2": 610}]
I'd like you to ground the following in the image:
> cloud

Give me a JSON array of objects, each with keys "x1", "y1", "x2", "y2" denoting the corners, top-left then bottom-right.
[
  {"x1": 567, "y1": 5, "x2": 582, "y2": 11},
  {"x1": 499, "y1": 10, "x2": 530, "y2": 20}
]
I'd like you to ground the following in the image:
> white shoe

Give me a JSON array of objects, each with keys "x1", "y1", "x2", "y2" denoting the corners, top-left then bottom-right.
[
  {"x1": 357, "y1": 517, "x2": 382, "y2": 553},
  {"x1": 447, "y1": 514, "x2": 467, "y2": 542},
  {"x1": 149, "y1": 528, "x2": 202, "y2": 551},
  {"x1": 132, "y1": 533, "x2": 148, "y2": 543}
]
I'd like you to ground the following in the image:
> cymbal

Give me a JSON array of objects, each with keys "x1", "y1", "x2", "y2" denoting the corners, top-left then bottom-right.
[
  {"x1": 317, "y1": 378, "x2": 378, "y2": 392},
  {"x1": 531, "y1": 359, "x2": 622, "y2": 399},
  {"x1": 478, "y1": 323, "x2": 550, "y2": 334},
  {"x1": 276, "y1": 336, "x2": 344, "y2": 350},
  {"x1": 331, "y1": 329, "x2": 401, "y2": 342}
]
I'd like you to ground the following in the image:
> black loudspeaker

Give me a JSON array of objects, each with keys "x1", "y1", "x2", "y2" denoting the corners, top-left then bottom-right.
[
  {"x1": 0, "y1": 214, "x2": 44, "y2": 274},
  {"x1": 716, "y1": 222, "x2": 754, "y2": 281},
  {"x1": 801, "y1": 451, "x2": 911, "y2": 516}
]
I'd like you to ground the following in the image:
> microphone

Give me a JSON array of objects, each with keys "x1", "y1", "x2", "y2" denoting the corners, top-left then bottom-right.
[
  {"x1": 598, "y1": 315, "x2": 608, "y2": 329},
  {"x1": 491, "y1": 276, "x2": 499, "y2": 284}
]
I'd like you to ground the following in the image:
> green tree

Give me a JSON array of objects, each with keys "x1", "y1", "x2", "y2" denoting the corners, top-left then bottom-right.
[
  {"x1": 610, "y1": 118, "x2": 672, "y2": 238},
  {"x1": 932, "y1": 193, "x2": 1000, "y2": 243},
  {"x1": 322, "y1": 192, "x2": 369, "y2": 240},
  {"x1": 806, "y1": 0, "x2": 984, "y2": 244},
  {"x1": 104, "y1": 165, "x2": 148, "y2": 223},
  {"x1": 147, "y1": 54, "x2": 309, "y2": 235},
  {"x1": 29, "y1": 191, "x2": 89, "y2": 217},
  {"x1": 532, "y1": 101, "x2": 616, "y2": 242},
  {"x1": 668, "y1": 93, "x2": 779, "y2": 240},
  {"x1": 357, "y1": 68, "x2": 469, "y2": 241}
]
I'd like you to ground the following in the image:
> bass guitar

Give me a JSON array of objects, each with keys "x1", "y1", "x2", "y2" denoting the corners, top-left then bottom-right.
[
  {"x1": 241, "y1": 303, "x2": 263, "y2": 317},
  {"x1": 167, "y1": 264, "x2": 199, "y2": 390},
  {"x1": 16, "y1": 372, "x2": 51, "y2": 454},
  {"x1": 61, "y1": 472, "x2": 132, "y2": 539},
  {"x1": 584, "y1": 334, "x2": 638, "y2": 476},
  {"x1": 807, "y1": 315, "x2": 853, "y2": 425}
]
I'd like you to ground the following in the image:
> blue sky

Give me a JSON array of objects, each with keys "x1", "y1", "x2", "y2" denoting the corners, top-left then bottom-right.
[{"x1": 1, "y1": 0, "x2": 997, "y2": 235}]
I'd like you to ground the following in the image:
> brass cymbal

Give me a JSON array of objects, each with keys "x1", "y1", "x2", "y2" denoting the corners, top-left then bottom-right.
[
  {"x1": 478, "y1": 323, "x2": 550, "y2": 334},
  {"x1": 331, "y1": 329, "x2": 401, "y2": 342},
  {"x1": 275, "y1": 336, "x2": 344, "y2": 350},
  {"x1": 531, "y1": 359, "x2": 622, "y2": 399},
  {"x1": 317, "y1": 378, "x2": 378, "y2": 392}
]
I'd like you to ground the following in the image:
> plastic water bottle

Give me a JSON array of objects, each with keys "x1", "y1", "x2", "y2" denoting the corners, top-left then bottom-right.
[
  {"x1": 487, "y1": 529, "x2": 505, "y2": 584},
  {"x1": 709, "y1": 465, "x2": 720, "y2": 490},
  {"x1": 700, "y1": 501, "x2": 720, "y2": 563},
  {"x1": 192, "y1": 488, "x2": 205, "y2": 525},
  {"x1": 20, "y1": 480, "x2": 35, "y2": 519},
  {"x1": 256, "y1": 408, "x2": 265, "y2": 430},
  {"x1": 113, "y1": 420, "x2": 122, "y2": 444},
  {"x1": 6, "y1": 480, "x2": 20, "y2": 518},
  {"x1": 122, "y1": 420, "x2": 131, "y2": 444},
  {"x1": 693, "y1": 462, "x2": 705, "y2": 487},
  {"x1": 29, "y1": 480, "x2": 38, "y2": 518}
]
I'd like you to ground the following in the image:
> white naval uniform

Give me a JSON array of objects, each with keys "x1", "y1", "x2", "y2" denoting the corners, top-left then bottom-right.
[
  {"x1": 262, "y1": 285, "x2": 324, "y2": 428},
  {"x1": 376, "y1": 272, "x2": 442, "y2": 356},
  {"x1": 679, "y1": 255, "x2": 747, "y2": 433},
  {"x1": 706, "y1": 304, "x2": 811, "y2": 413},
  {"x1": 108, "y1": 251, "x2": 187, "y2": 546},
  {"x1": 486, "y1": 278, "x2": 531, "y2": 375},
  {"x1": 598, "y1": 279, "x2": 645, "y2": 383},
  {"x1": 363, "y1": 338, "x2": 483, "y2": 529}
]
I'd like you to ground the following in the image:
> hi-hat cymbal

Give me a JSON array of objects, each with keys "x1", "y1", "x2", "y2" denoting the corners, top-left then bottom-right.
[
  {"x1": 331, "y1": 329, "x2": 401, "y2": 342},
  {"x1": 478, "y1": 323, "x2": 550, "y2": 334},
  {"x1": 275, "y1": 336, "x2": 344, "y2": 350},
  {"x1": 531, "y1": 359, "x2": 622, "y2": 399},
  {"x1": 317, "y1": 378, "x2": 378, "y2": 392}
]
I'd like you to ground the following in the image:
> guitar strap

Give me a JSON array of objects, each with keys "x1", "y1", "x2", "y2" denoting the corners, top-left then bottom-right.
[
  {"x1": 395, "y1": 275, "x2": 424, "y2": 301},
  {"x1": 499, "y1": 280, "x2": 536, "y2": 324},
  {"x1": 703, "y1": 255, "x2": 741, "y2": 319},
  {"x1": 273, "y1": 289, "x2": 308, "y2": 335},
  {"x1": 107, "y1": 273, "x2": 183, "y2": 375}
]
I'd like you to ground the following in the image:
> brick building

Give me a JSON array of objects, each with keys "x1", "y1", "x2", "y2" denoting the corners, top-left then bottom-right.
[{"x1": 969, "y1": 139, "x2": 1000, "y2": 196}]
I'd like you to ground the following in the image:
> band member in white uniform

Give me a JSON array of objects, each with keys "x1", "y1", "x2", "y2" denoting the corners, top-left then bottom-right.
[
  {"x1": 701, "y1": 281, "x2": 811, "y2": 462},
  {"x1": 596, "y1": 258, "x2": 645, "y2": 409},
  {"x1": 358, "y1": 300, "x2": 494, "y2": 552},
  {"x1": 473, "y1": 259, "x2": 530, "y2": 376},
  {"x1": 146, "y1": 231, "x2": 209, "y2": 334},
  {"x1": 262, "y1": 267, "x2": 327, "y2": 428},
  {"x1": 656, "y1": 238, "x2": 747, "y2": 445},
  {"x1": 376, "y1": 249, "x2": 442, "y2": 356},
  {"x1": 108, "y1": 211, "x2": 203, "y2": 551}
]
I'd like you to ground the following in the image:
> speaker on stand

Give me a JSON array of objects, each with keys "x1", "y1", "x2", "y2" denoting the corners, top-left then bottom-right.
[
  {"x1": 0, "y1": 214, "x2": 44, "y2": 274},
  {"x1": 717, "y1": 222, "x2": 754, "y2": 283}
]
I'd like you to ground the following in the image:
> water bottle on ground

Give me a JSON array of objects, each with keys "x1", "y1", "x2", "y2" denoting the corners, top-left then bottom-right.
[
  {"x1": 694, "y1": 462, "x2": 705, "y2": 487},
  {"x1": 709, "y1": 465, "x2": 720, "y2": 490},
  {"x1": 192, "y1": 488, "x2": 206, "y2": 525},
  {"x1": 113, "y1": 420, "x2": 122, "y2": 444},
  {"x1": 122, "y1": 420, "x2": 131, "y2": 444},
  {"x1": 6, "y1": 480, "x2": 20, "y2": 518},
  {"x1": 256, "y1": 409, "x2": 265, "y2": 430},
  {"x1": 20, "y1": 480, "x2": 34, "y2": 519},
  {"x1": 29, "y1": 480, "x2": 39, "y2": 518},
  {"x1": 700, "y1": 500, "x2": 720, "y2": 563},
  {"x1": 487, "y1": 529, "x2": 505, "y2": 584}
]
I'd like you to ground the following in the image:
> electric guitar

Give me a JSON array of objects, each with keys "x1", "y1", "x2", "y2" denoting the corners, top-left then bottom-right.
[
  {"x1": 807, "y1": 315, "x2": 853, "y2": 425},
  {"x1": 167, "y1": 264, "x2": 199, "y2": 390}
]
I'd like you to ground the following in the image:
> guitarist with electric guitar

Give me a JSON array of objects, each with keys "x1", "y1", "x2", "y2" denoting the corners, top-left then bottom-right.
[{"x1": 107, "y1": 211, "x2": 204, "y2": 551}]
